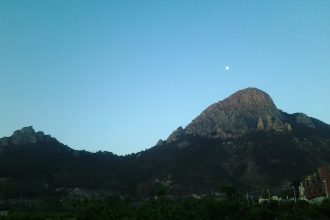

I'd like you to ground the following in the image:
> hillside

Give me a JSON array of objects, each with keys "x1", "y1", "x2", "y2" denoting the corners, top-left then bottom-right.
[{"x1": 1, "y1": 88, "x2": 330, "y2": 198}]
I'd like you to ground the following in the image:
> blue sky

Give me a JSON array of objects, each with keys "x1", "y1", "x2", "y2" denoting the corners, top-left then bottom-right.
[{"x1": 1, "y1": 0, "x2": 329, "y2": 155}]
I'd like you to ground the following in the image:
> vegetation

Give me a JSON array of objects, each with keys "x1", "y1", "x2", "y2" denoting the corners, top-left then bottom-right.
[
  {"x1": 1, "y1": 195, "x2": 330, "y2": 220},
  {"x1": 1, "y1": 125, "x2": 330, "y2": 198},
  {"x1": 1, "y1": 125, "x2": 330, "y2": 219}
]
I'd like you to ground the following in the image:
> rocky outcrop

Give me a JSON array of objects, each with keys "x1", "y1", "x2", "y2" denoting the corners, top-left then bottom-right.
[
  {"x1": 257, "y1": 117, "x2": 265, "y2": 130},
  {"x1": 0, "y1": 126, "x2": 53, "y2": 146},
  {"x1": 293, "y1": 113, "x2": 316, "y2": 128},
  {"x1": 167, "y1": 127, "x2": 185, "y2": 143},
  {"x1": 167, "y1": 87, "x2": 321, "y2": 141},
  {"x1": 182, "y1": 88, "x2": 289, "y2": 139}
]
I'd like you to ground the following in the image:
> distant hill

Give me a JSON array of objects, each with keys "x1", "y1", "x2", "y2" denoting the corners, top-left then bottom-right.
[
  {"x1": 1, "y1": 88, "x2": 330, "y2": 198},
  {"x1": 0, "y1": 127, "x2": 130, "y2": 198}
]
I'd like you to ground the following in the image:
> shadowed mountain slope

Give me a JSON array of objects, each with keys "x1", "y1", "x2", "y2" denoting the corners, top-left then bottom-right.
[{"x1": 1, "y1": 88, "x2": 330, "y2": 198}]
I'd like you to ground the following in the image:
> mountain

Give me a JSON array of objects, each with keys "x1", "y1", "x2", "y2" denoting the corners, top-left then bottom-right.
[
  {"x1": 0, "y1": 126, "x2": 55, "y2": 147},
  {"x1": 167, "y1": 88, "x2": 324, "y2": 141},
  {"x1": 137, "y1": 88, "x2": 330, "y2": 194},
  {"x1": 1, "y1": 88, "x2": 330, "y2": 198},
  {"x1": 0, "y1": 127, "x2": 132, "y2": 198}
]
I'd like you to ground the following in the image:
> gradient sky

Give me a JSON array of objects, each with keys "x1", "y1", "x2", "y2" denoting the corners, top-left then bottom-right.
[{"x1": 1, "y1": 0, "x2": 329, "y2": 155}]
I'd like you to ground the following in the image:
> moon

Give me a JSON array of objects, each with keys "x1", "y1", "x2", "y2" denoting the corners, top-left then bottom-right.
[{"x1": 225, "y1": 66, "x2": 230, "y2": 71}]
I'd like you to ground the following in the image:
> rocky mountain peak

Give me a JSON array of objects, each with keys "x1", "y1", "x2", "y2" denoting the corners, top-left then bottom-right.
[
  {"x1": 220, "y1": 87, "x2": 276, "y2": 110},
  {"x1": 167, "y1": 127, "x2": 185, "y2": 143},
  {"x1": 0, "y1": 126, "x2": 52, "y2": 146},
  {"x1": 14, "y1": 126, "x2": 36, "y2": 136},
  {"x1": 167, "y1": 88, "x2": 295, "y2": 142}
]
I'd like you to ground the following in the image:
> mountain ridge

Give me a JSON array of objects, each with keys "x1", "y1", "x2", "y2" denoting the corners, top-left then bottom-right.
[
  {"x1": 167, "y1": 87, "x2": 325, "y2": 143},
  {"x1": 1, "y1": 87, "x2": 330, "y2": 198},
  {"x1": 0, "y1": 126, "x2": 55, "y2": 147}
]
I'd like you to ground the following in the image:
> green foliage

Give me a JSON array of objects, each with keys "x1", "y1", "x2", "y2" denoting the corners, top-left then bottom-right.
[
  {"x1": 219, "y1": 183, "x2": 239, "y2": 199},
  {"x1": 2, "y1": 196, "x2": 330, "y2": 220},
  {"x1": 154, "y1": 184, "x2": 168, "y2": 198},
  {"x1": 318, "y1": 198, "x2": 330, "y2": 218}
]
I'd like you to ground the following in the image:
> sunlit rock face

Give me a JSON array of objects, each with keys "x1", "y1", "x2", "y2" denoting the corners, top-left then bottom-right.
[
  {"x1": 293, "y1": 113, "x2": 316, "y2": 128},
  {"x1": 167, "y1": 126, "x2": 185, "y2": 143},
  {"x1": 179, "y1": 88, "x2": 290, "y2": 139}
]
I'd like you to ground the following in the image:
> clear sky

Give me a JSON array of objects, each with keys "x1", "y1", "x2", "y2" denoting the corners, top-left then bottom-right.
[{"x1": 1, "y1": 0, "x2": 329, "y2": 155}]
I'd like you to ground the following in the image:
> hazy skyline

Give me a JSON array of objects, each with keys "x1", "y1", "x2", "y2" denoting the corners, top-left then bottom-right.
[{"x1": 1, "y1": 0, "x2": 329, "y2": 155}]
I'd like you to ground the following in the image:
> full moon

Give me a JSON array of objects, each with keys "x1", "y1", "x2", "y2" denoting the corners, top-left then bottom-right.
[{"x1": 225, "y1": 66, "x2": 230, "y2": 71}]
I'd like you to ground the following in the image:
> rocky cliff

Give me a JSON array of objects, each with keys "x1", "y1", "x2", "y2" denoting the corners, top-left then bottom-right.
[
  {"x1": 0, "y1": 126, "x2": 53, "y2": 146},
  {"x1": 168, "y1": 88, "x2": 318, "y2": 141}
]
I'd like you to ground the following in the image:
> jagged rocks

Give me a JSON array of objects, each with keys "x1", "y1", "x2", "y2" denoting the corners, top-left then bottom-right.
[
  {"x1": 184, "y1": 88, "x2": 287, "y2": 138},
  {"x1": 294, "y1": 113, "x2": 315, "y2": 128},
  {"x1": 173, "y1": 88, "x2": 291, "y2": 140},
  {"x1": 167, "y1": 88, "x2": 320, "y2": 142},
  {"x1": 156, "y1": 139, "x2": 165, "y2": 146},
  {"x1": 167, "y1": 126, "x2": 185, "y2": 143},
  {"x1": 0, "y1": 126, "x2": 53, "y2": 146},
  {"x1": 257, "y1": 117, "x2": 265, "y2": 130}
]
